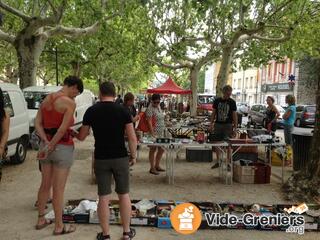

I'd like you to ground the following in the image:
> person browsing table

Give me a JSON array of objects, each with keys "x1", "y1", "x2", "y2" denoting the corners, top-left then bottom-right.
[
  {"x1": 209, "y1": 85, "x2": 238, "y2": 169},
  {"x1": 35, "y1": 76, "x2": 83, "y2": 235},
  {"x1": 75, "y1": 82, "x2": 137, "y2": 240},
  {"x1": 146, "y1": 94, "x2": 166, "y2": 175}
]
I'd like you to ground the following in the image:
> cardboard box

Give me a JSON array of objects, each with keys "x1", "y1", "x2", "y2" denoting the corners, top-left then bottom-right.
[
  {"x1": 186, "y1": 148, "x2": 212, "y2": 162},
  {"x1": 157, "y1": 217, "x2": 172, "y2": 228},
  {"x1": 233, "y1": 162, "x2": 255, "y2": 184},
  {"x1": 254, "y1": 163, "x2": 271, "y2": 184},
  {"x1": 131, "y1": 217, "x2": 157, "y2": 227},
  {"x1": 230, "y1": 139, "x2": 258, "y2": 153},
  {"x1": 74, "y1": 213, "x2": 89, "y2": 224},
  {"x1": 89, "y1": 209, "x2": 121, "y2": 225},
  {"x1": 62, "y1": 214, "x2": 75, "y2": 223}
]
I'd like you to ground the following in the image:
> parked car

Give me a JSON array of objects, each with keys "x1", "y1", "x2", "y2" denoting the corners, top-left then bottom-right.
[
  {"x1": 197, "y1": 94, "x2": 215, "y2": 113},
  {"x1": 295, "y1": 105, "x2": 316, "y2": 127},
  {"x1": 274, "y1": 105, "x2": 286, "y2": 128},
  {"x1": 0, "y1": 83, "x2": 30, "y2": 164},
  {"x1": 248, "y1": 104, "x2": 285, "y2": 128},
  {"x1": 248, "y1": 104, "x2": 266, "y2": 126},
  {"x1": 236, "y1": 102, "x2": 249, "y2": 116},
  {"x1": 23, "y1": 86, "x2": 95, "y2": 133}
]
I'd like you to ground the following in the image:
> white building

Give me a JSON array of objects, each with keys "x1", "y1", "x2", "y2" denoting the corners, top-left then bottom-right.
[
  {"x1": 204, "y1": 64, "x2": 215, "y2": 94},
  {"x1": 231, "y1": 60, "x2": 259, "y2": 105}
]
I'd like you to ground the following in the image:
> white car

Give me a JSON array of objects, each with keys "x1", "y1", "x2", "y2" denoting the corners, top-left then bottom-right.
[
  {"x1": 0, "y1": 83, "x2": 30, "y2": 164},
  {"x1": 23, "y1": 86, "x2": 95, "y2": 133},
  {"x1": 274, "y1": 105, "x2": 286, "y2": 127},
  {"x1": 237, "y1": 102, "x2": 249, "y2": 116}
]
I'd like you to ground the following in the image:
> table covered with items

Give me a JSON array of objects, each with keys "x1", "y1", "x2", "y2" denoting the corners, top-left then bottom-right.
[{"x1": 138, "y1": 116, "x2": 287, "y2": 185}]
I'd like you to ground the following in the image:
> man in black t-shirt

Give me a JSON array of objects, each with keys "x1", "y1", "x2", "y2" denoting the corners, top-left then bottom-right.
[
  {"x1": 75, "y1": 82, "x2": 137, "y2": 240},
  {"x1": 209, "y1": 85, "x2": 237, "y2": 169}
]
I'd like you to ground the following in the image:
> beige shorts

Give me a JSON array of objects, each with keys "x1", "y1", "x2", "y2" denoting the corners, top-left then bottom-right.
[{"x1": 39, "y1": 144, "x2": 75, "y2": 168}]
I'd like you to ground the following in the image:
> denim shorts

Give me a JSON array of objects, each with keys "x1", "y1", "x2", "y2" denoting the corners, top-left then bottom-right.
[{"x1": 39, "y1": 144, "x2": 75, "y2": 168}]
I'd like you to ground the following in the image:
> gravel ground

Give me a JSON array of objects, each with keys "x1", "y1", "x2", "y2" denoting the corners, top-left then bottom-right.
[{"x1": 0, "y1": 135, "x2": 318, "y2": 240}]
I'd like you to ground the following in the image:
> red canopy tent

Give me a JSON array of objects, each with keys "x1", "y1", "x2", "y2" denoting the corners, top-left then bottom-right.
[{"x1": 147, "y1": 77, "x2": 192, "y2": 95}]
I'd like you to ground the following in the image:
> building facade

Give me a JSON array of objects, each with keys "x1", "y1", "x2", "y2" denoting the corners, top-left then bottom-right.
[
  {"x1": 231, "y1": 60, "x2": 260, "y2": 105},
  {"x1": 260, "y1": 58, "x2": 297, "y2": 106},
  {"x1": 204, "y1": 58, "x2": 316, "y2": 105}
]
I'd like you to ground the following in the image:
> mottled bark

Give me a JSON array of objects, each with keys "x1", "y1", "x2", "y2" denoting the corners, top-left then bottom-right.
[
  {"x1": 216, "y1": 46, "x2": 233, "y2": 97},
  {"x1": 14, "y1": 33, "x2": 47, "y2": 89},
  {"x1": 190, "y1": 67, "x2": 199, "y2": 117},
  {"x1": 71, "y1": 60, "x2": 81, "y2": 77}
]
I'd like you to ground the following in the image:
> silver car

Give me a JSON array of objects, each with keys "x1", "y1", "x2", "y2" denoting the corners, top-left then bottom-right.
[
  {"x1": 248, "y1": 104, "x2": 285, "y2": 127},
  {"x1": 237, "y1": 102, "x2": 249, "y2": 116}
]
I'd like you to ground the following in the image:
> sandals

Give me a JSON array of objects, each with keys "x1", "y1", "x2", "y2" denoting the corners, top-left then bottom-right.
[
  {"x1": 211, "y1": 163, "x2": 220, "y2": 169},
  {"x1": 34, "y1": 198, "x2": 52, "y2": 208},
  {"x1": 96, "y1": 228, "x2": 136, "y2": 240},
  {"x1": 122, "y1": 228, "x2": 136, "y2": 240},
  {"x1": 35, "y1": 214, "x2": 53, "y2": 230},
  {"x1": 149, "y1": 169, "x2": 159, "y2": 175},
  {"x1": 155, "y1": 167, "x2": 165, "y2": 172},
  {"x1": 96, "y1": 232, "x2": 111, "y2": 240},
  {"x1": 53, "y1": 225, "x2": 76, "y2": 235}
]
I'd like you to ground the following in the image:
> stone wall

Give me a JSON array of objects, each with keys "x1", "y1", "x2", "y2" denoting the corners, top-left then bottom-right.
[{"x1": 296, "y1": 57, "x2": 320, "y2": 105}]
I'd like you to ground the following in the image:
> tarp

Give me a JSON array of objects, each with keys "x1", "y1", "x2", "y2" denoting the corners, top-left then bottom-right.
[{"x1": 147, "y1": 77, "x2": 192, "y2": 95}]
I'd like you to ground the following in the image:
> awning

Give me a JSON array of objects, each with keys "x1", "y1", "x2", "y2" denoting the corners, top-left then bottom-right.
[{"x1": 147, "y1": 77, "x2": 192, "y2": 95}]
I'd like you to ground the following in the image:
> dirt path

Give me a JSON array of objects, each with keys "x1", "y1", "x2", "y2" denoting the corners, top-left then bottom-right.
[{"x1": 0, "y1": 136, "x2": 318, "y2": 239}]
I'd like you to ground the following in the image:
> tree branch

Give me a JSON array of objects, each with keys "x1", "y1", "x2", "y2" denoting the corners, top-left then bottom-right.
[
  {"x1": 265, "y1": 0, "x2": 295, "y2": 21},
  {"x1": 0, "y1": 29, "x2": 15, "y2": 44},
  {"x1": 252, "y1": 30, "x2": 293, "y2": 43},
  {"x1": 148, "y1": 58, "x2": 192, "y2": 70},
  {"x1": 101, "y1": 0, "x2": 107, "y2": 9},
  {"x1": 44, "y1": 21, "x2": 100, "y2": 38},
  {"x1": 239, "y1": 0, "x2": 245, "y2": 27},
  {"x1": 55, "y1": 0, "x2": 68, "y2": 23},
  {"x1": 0, "y1": 1, "x2": 32, "y2": 22},
  {"x1": 264, "y1": 24, "x2": 292, "y2": 29},
  {"x1": 47, "y1": 0, "x2": 57, "y2": 14},
  {"x1": 198, "y1": 47, "x2": 219, "y2": 68}
]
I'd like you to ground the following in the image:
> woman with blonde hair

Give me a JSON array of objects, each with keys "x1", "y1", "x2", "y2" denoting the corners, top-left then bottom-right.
[{"x1": 282, "y1": 95, "x2": 296, "y2": 146}]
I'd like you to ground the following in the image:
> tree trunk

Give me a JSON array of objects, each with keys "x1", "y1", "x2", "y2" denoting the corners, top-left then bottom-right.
[
  {"x1": 190, "y1": 67, "x2": 199, "y2": 117},
  {"x1": 283, "y1": 60, "x2": 320, "y2": 202},
  {"x1": 307, "y1": 88, "x2": 320, "y2": 177},
  {"x1": 14, "y1": 32, "x2": 47, "y2": 88},
  {"x1": 71, "y1": 60, "x2": 81, "y2": 77},
  {"x1": 216, "y1": 46, "x2": 233, "y2": 97}
]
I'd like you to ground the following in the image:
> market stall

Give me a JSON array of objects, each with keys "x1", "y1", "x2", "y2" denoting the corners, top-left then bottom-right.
[
  {"x1": 147, "y1": 77, "x2": 192, "y2": 95},
  {"x1": 147, "y1": 77, "x2": 192, "y2": 114},
  {"x1": 138, "y1": 126, "x2": 286, "y2": 185}
]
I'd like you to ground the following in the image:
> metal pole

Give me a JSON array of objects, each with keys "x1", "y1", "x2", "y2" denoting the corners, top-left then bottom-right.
[
  {"x1": 55, "y1": 47, "x2": 59, "y2": 86},
  {"x1": 242, "y1": 69, "x2": 245, "y2": 102}
]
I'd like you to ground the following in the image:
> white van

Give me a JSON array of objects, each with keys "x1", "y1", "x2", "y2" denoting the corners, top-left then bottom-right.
[
  {"x1": 0, "y1": 83, "x2": 30, "y2": 164},
  {"x1": 23, "y1": 86, "x2": 95, "y2": 132}
]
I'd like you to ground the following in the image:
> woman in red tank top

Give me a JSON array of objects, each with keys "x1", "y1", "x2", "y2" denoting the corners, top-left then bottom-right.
[{"x1": 34, "y1": 76, "x2": 83, "y2": 236}]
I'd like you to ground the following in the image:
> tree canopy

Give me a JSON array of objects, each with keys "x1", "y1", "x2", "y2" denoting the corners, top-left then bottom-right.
[{"x1": 0, "y1": 0, "x2": 157, "y2": 92}]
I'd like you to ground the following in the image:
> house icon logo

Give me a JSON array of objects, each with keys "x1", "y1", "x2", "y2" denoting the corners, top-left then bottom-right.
[{"x1": 170, "y1": 203, "x2": 202, "y2": 235}]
